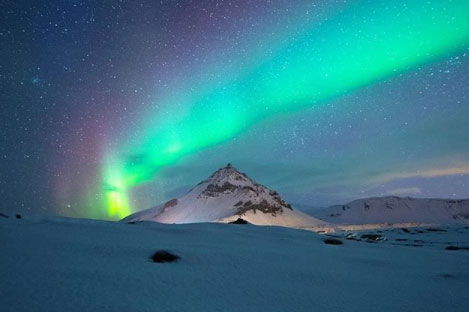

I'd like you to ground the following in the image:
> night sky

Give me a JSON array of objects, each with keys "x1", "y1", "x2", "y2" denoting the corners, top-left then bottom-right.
[{"x1": 1, "y1": 0, "x2": 469, "y2": 220}]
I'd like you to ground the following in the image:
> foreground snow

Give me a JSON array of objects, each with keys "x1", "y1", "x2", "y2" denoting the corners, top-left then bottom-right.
[{"x1": 1, "y1": 215, "x2": 469, "y2": 312}]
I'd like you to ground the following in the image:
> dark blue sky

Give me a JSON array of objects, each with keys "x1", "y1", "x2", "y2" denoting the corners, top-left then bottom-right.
[{"x1": 1, "y1": 0, "x2": 469, "y2": 219}]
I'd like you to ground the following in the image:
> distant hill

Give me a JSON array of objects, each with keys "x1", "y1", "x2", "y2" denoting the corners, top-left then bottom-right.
[{"x1": 310, "y1": 196, "x2": 469, "y2": 225}]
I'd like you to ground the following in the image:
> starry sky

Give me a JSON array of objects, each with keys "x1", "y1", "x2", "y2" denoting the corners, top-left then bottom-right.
[{"x1": 1, "y1": 0, "x2": 469, "y2": 220}]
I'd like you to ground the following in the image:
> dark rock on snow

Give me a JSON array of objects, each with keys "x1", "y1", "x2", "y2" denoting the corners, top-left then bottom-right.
[
  {"x1": 324, "y1": 238, "x2": 343, "y2": 245},
  {"x1": 150, "y1": 250, "x2": 180, "y2": 263},
  {"x1": 229, "y1": 218, "x2": 249, "y2": 224},
  {"x1": 445, "y1": 246, "x2": 469, "y2": 251}
]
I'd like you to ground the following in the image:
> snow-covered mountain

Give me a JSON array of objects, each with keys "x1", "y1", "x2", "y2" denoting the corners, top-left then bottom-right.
[
  {"x1": 123, "y1": 163, "x2": 326, "y2": 228},
  {"x1": 312, "y1": 196, "x2": 469, "y2": 225}
]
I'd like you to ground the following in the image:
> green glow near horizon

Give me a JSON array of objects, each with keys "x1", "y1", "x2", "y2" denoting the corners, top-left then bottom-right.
[{"x1": 103, "y1": 0, "x2": 469, "y2": 218}]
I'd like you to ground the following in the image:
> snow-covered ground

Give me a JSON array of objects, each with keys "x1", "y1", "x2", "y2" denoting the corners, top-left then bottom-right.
[{"x1": 1, "y1": 214, "x2": 469, "y2": 312}]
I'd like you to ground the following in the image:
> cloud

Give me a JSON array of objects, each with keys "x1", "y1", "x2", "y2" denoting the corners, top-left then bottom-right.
[
  {"x1": 417, "y1": 165, "x2": 469, "y2": 178},
  {"x1": 373, "y1": 163, "x2": 469, "y2": 184}
]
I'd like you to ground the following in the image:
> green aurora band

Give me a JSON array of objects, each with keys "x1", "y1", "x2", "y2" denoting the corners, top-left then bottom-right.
[{"x1": 103, "y1": 0, "x2": 469, "y2": 218}]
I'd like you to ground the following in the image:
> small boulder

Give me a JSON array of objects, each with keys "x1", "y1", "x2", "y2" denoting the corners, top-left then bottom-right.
[
  {"x1": 324, "y1": 238, "x2": 343, "y2": 245},
  {"x1": 150, "y1": 250, "x2": 180, "y2": 263},
  {"x1": 445, "y1": 246, "x2": 469, "y2": 251},
  {"x1": 229, "y1": 218, "x2": 248, "y2": 224}
]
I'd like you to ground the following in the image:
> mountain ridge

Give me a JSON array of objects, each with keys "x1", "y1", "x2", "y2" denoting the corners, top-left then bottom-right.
[{"x1": 311, "y1": 196, "x2": 469, "y2": 225}]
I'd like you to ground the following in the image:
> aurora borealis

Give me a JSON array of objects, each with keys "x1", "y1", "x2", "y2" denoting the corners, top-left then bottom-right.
[{"x1": 2, "y1": 0, "x2": 469, "y2": 219}]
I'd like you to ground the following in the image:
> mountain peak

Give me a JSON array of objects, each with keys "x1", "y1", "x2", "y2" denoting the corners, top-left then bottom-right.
[
  {"x1": 205, "y1": 163, "x2": 249, "y2": 185},
  {"x1": 218, "y1": 162, "x2": 238, "y2": 173},
  {"x1": 122, "y1": 164, "x2": 327, "y2": 228}
]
